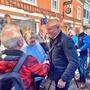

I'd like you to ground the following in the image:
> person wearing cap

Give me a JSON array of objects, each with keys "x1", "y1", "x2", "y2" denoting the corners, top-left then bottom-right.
[
  {"x1": 21, "y1": 28, "x2": 47, "y2": 90},
  {"x1": 45, "y1": 19, "x2": 79, "y2": 90}
]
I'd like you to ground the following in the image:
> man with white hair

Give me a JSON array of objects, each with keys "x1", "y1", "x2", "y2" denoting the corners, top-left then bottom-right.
[{"x1": 45, "y1": 19, "x2": 79, "y2": 90}]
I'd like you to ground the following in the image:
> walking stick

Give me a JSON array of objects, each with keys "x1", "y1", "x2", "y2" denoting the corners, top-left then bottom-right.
[{"x1": 74, "y1": 77, "x2": 79, "y2": 88}]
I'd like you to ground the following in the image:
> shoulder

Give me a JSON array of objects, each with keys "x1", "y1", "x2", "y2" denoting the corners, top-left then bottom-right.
[
  {"x1": 61, "y1": 33, "x2": 75, "y2": 48},
  {"x1": 83, "y1": 35, "x2": 90, "y2": 41},
  {"x1": 61, "y1": 33, "x2": 73, "y2": 43},
  {"x1": 83, "y1": 33, "x2": 87, "y2": 38},
  {"x1": 84, "y1": 35, "x2": 90, "y2": 39},
  {"x1": 36, "y1": 42, "x2": 44, "y2": 48}
]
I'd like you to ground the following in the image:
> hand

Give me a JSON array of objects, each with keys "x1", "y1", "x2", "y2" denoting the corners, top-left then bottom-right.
[
  {"x1": 43, "y1": 60, "x2": 49, "y2": 64},
  {"x1": 77, "y1": 49, "x2": 81, "y2": 52},
  {"x1": 77, "y1": 52, "x2": 80, "y2": 56},
  {"x1": 77, "y1": 49, "x2": 81, "y2": 56},
  {"x1": 57, "y1": 79, "x2": 66, "y2": 88}
]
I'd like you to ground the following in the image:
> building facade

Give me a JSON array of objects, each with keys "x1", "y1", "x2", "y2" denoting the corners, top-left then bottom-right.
[
  {"x1": 59, "y1": 0, "x2": 83, "y2": 33},
  {"x1": 0, "y1": 0, "x2": 83, "y2": 34},
  {"x1": 83, "y1": 1, "x2": 90, "y2": 30}
]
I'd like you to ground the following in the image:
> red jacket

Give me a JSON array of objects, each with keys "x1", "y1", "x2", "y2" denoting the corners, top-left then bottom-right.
[{"x1": 0, "y1": 50, "x2": 49, "y2": 89}]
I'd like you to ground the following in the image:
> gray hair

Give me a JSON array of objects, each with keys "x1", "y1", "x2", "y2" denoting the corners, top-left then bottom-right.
[
  {"x1": 0, "y1": 26, "x2": 23, "y2": 49},
  {"x1": 1, "y1": 37, "x2": 21, "y2": 49}
]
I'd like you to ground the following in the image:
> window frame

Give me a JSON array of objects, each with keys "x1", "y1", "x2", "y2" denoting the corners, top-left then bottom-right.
[
  {"x1": 51, "y1": 0, "x2": 59, "y2": 12},
  {"x1": 22, "y1": 0, "x2": 37, "y2": 6},
  {"x1": 77, "y1": 6, "x2": 81, "y2": 20}
]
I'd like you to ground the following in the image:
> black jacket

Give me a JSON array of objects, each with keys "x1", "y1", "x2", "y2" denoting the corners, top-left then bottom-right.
[{"x1": 48, "y1": 32, "x2": 79, "y2": 82}]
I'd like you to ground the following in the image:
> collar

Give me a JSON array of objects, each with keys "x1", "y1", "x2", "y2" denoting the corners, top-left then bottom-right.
[
  {"x1": 2, "y1": 49, "x2": 23, "y2": 56},
  {"x1": 50, "y1": 31, "x2": 62, "y2": 44},
  {"x1": 53, "y1": 31, "x2": 60, "y2": 39},
  {"x1": 52, "y1": 31, "x2": 62, "y2": 40},
  {"x1": 78, "y1": 32, "x2": 85, "y2": 36}
]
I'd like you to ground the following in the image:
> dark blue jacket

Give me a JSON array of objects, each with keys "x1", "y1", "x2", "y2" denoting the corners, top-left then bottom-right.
[
  {"x1": 80, "y1": 35, "x2": 90, "y2": 51},
  {"x1": 48, "y1": 32, "x2": 79, "y2": 82},
  {"x1": 78, "y1": 32, "x2": 88, "y2": 56}
]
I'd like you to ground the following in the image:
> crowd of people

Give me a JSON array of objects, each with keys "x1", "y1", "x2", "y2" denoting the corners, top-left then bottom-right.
[
  {"x1": 0, "y1": 14, "x2": 90, "y2": 90},
  {"x1": 68, "y1": 27, "x2": 90, "y2": 88}
]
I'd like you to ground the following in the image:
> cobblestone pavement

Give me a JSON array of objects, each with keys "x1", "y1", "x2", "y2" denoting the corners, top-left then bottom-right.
[{"x1": 70, "y1": 78, "x2": 90, "y2": 90}]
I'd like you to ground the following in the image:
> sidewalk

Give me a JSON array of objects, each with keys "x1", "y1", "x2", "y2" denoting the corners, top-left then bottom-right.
[
  {"x1": 70, "y1": 78, "x2": 90, "y2": 90},
  {"x1": 70, "y1": 56, "x2": 90, "y2": 90}
]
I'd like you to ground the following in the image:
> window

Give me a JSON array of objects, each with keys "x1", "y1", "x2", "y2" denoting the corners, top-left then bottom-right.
[
  {"x1": 22, "y1": 0, "x2": 37, "y2": 5},
  {"x1": 29, "y1": 0, "x2": 35, "y2": 3},
  {"x1": 89, "y1": 13, "x2": 90, "y2": 24},
  {"x1": 87, "y1": 11, "x2": 89, "y2": 19},
  {"x1": 53, "y1": 0, "x2": 57, "y2": 10},
  {"x1": 83, "y1": 9, "x2": 86, "y2": 18},
  {"x1": 51, "y1": 0, "x2": 59, "y2": 11},
  {"x1": 77, "y1": 6, "x2": 81, "y2": 20},
  {"x1": 89, "y1": 18, "x2": 90, "y2": 24}
]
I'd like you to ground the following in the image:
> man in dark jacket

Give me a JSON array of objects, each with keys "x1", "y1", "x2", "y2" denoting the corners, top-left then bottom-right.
[
  {"x1": 45, "y1": 19, "x2": 79, "y2": 90},
  {"x1": 75, "y1": 27, "x2": 88, "y2": 89}
]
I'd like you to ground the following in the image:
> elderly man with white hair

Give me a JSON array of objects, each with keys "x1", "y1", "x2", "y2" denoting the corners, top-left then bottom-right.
[
  {"x1": 0, "y1": 26, "x2": 49, "y2": 90},
  {"x1": 45, "y1": 19, "x2": 79, "y2": 90}
]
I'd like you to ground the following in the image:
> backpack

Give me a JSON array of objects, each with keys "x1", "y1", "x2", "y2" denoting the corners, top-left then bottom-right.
[{"x1": 0, "y1": 52, "x2": 27, "y2": 90}]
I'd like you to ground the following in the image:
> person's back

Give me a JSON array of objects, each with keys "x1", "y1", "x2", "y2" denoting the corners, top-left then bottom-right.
[
  {"x1": 0, "y1": 23, "x2": 49, "y2": 90},
  {"x1": 0, "y1": 49, "x2": 49, "y2": 90},
  {"x1": 79, "y1": 35, "x2": 90, "y2": 52}
]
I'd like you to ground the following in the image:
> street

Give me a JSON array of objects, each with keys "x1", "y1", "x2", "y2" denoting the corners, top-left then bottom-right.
[
  {"x1": 70, "y1": 77, "x2": 90, "y2": 90},
  {"x1": 70, "y1": 56, "x2": 90, "y2": 90}
]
